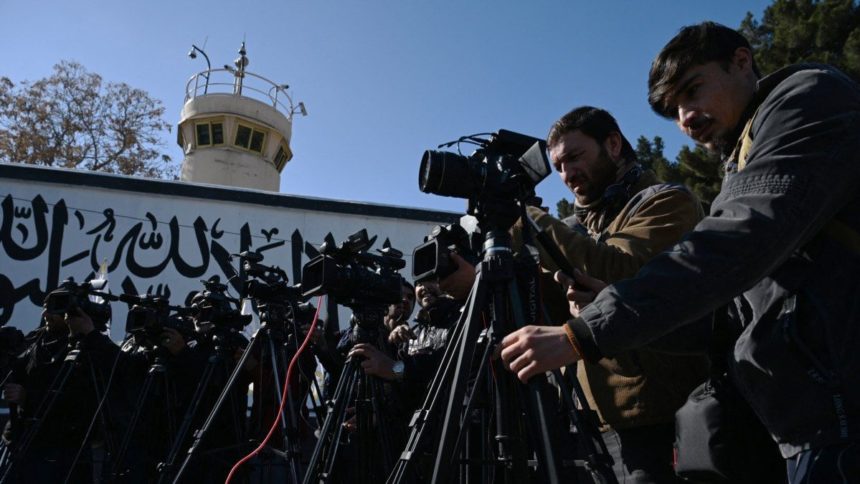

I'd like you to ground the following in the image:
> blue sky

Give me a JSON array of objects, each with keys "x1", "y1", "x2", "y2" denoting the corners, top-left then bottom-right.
[{"x1": 1, "y1": 0, "x2": 771, "y2": 214}]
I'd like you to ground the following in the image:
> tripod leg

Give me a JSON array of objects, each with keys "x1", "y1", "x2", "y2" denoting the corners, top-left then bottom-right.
[
  {"x1": 368, "y1": 376, "x2": 395, "y2": 474},
  {"x1": 109, "y1": 363, "x2": 163, "y2": 479},
  {"x1": 1, "y1": 351, "x2": 81, "y2": 483},
  {"x1": 166, "y1": 333, "x2": 259, "y2": 484},
  {"x1": 431, "y1": 275, "x2": 491, "y2": 483},
  {"x1": 386, "y1": 288, "x2": 473, "y2": 484},
  {"x1": 302, "y1": 358, "x2": 358, "y2": 484},
  {"x1": 267, "y1": 334, "x2": 301, "y2": 484}
]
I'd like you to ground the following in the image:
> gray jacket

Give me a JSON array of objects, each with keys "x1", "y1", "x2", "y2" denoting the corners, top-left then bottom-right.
[{"x1": 568, "y1": 64, "x2": 860, "y2": 458}]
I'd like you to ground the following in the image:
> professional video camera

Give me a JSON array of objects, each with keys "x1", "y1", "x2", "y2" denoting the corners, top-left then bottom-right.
[
  {"x1": 123, "y1": 294, "x2": 195, "y2": 349},
  {"x1": 234, "y1": 250, "x2": 309, "y2": 328},
  {"x1": 43, "y1": 277, "x2": 113, "y2": 331},
  {"x1": 419, "y1": 129, "x2": 551, "y2": 204},
  {"x1": 237, "y1": 251, "x2": 303, "y2": 304},
  {"x1": 412, "y1": 221, "x2": 482, "y2": 283},
  {"x1": 301, "y1": 229, "x2": 405, "y2": 307},
  {"x1": 191, "y1": 276, "x2": 252, "y2": 333}
]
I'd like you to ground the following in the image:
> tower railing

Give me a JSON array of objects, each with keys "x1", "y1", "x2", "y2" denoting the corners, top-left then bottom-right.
[{"x1": 184, "y1": 69, "x2": 301, "y2": 121}]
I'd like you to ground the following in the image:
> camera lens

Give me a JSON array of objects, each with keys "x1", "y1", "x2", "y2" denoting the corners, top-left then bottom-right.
[{"x1": 419, "y1": 150, "x2": 476, "y2": 199}]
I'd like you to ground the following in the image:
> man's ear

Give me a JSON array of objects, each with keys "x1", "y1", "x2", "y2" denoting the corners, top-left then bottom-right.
[
  {"x1": 603, "y1": 131, "x2": 623, "y2": 160},
  {"x1": 733, "y1": 47, "x2": 754, "y2": 74}
]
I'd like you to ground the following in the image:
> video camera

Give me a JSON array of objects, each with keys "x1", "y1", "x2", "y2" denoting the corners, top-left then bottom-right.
[
  {"x1": 234, "y1": 250, "x2": 314, "y2": 329},
  {"x1": 419, "y1": 129, "x2": 551, "y2": 204},
  {"x1": 191, "y1": 276, "x2": 252, "y2": 333},
  {"x1": 412, "y1": 221, "x2": 481, "y2": 283},
  {"x1": 237, "y1": 251, "x2": 303, "y2": 304},
  {"x1": 123, "y1": 294, "x2": 195, "y2": 349},
  {"x1": 43, "y1": 278, "x2": 112, "y2": 331},
  {"x1": 301, "y1": 229, "x2": 405, "y2": 306}
]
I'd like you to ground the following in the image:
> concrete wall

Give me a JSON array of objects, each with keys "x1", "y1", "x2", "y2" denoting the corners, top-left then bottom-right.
[{"x1": 0, "y1": 163, "x2": 457, "y2": 339}]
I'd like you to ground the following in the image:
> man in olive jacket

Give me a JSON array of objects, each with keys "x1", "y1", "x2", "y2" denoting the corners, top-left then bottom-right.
[
  {"x1": 445, "y1": 106, "x2": 708, "y2": 482},
  {"x1": 501, "y1": 22, "x2": 860, "y2": 482}
]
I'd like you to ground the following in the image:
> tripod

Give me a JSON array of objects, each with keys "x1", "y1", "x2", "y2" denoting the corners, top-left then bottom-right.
[
  {"x1": 109, "y1": 346, "x2": 179, "y2": 481},
  {"x1": 302, "y1": 306, "x2": 401, "y2": 484},
  {"x1": 164, "y1": 303, "x2": 315, "y2": 484},
  {"x1": 387, "y1": 208, "x2": 617, "y2": 484},
  {"x1": 0, "y1": 335, "x2": 119, "y2": 484}
]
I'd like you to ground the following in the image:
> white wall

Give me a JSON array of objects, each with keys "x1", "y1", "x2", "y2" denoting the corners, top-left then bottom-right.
[{"x1": 0, "y1": 165, "x2": 457, "y2": 339}]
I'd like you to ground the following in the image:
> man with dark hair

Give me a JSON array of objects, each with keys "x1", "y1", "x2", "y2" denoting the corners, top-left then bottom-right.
[
  {"x1": 443, "y1": 105, "x2": 708, "y2": 482},
  {"x1": 501, "y1": 21, "x2": 860, "y2": 482}
]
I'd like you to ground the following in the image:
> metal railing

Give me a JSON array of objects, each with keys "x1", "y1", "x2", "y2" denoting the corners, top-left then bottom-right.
[{"x1": 184, "y1": 69, "x2": 304, "y2": 121}]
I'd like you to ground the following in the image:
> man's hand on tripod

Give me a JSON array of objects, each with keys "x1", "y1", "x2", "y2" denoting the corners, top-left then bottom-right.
[
  {"x1": 349, "y1": 343, "x2": 398, "y2": 381},
  {"x1": 500, "y1": 326, "x2": 580, "y2": 383}
]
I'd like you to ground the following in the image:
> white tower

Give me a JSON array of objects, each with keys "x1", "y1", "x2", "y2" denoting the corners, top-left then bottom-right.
[{"x1": 177, "y1": 42, "x2": 306, "y2": 191}]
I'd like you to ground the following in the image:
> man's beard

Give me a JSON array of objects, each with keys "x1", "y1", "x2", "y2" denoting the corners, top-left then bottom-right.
[{"x1": 576, "y1": 147, "x2": 620, "y2": 205}]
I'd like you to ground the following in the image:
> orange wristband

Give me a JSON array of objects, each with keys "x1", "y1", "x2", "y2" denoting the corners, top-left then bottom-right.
[{"x1": 562, "y1": 323, "x2": 583, "y2": 359}]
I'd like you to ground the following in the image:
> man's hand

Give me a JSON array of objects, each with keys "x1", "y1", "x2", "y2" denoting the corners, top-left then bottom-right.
[
  {"x1": 388, "y1": 324, "x2": 416, "y2": 345},
  {"x1": 554, "y1": 269, "x2": 607, "y2": 318},
  {"x1": 438, "y1": 252, "x2": 476, "y2": 300},
  {"x1": 160, "y1": 327, "x2": 186, "y2": 355},
  {"x1": 3, "y1": 384, "x2": 25, "y2": 405},
  {"x1": 499, "y1": 325, "x2": 580, "y2": 383},
  {"x1": 66, "y1": 308, "x2": 95, "y2": 336},
  {"x1": 348, "y1": 343, "x2": 397, "y2": 381}
]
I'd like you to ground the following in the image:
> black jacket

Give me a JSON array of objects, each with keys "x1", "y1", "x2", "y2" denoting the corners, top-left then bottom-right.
[{"x1": 569, "y1": 64, "x2": 860, "y2": 458}]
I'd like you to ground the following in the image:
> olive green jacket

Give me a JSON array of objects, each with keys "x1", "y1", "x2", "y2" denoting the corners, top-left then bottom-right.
[{"x1": 527, "y1": 170, "x2": 709, "y2": 429}]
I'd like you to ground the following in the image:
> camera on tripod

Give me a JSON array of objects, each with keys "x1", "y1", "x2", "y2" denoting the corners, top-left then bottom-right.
[
  {"x1": 123, "y1": 294, "x2": 195, "y2": 348},
  {"x1": 419, "y1": 129, "x2": 551, "y2": 204},
  {"x1": 301, "y1": 229, "x2": 405, "y2": 306},
  {"x1": 191, "y1": 277, "x2": 252, "y2": 333},
  {"x1": 43, "y1": 278, "x2": 113, "y2": 331},
  {"x1": 412, "y1": 222, "x2": 481, "y2": 283}
]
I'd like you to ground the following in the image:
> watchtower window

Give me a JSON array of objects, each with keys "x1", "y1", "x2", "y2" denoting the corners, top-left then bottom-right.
[
  {"x1": 196, "y1": 123, "x2": 210, "y2": 146},
  {"x1": 235, "y1": 123, "x2": 267, "y2": 153},
  {"x1": 211, "y1": 123, "x2": 224, "y2": 144},
  {"x1": 195, "y1": 120, "x2": 224, "y2": 147},
  {"x1": 249, "y1": 131, "x2": 265, "y2": 153},
  {"x1": 274, "y1": 146, "x2": 289, "y2": 171}
]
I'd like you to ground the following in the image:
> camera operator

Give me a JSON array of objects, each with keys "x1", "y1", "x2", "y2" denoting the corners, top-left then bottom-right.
[
  {"x1": 349, "y1": 280, "x2": 459, "y2": 414},
  {"x1": 385, "y1": 280, "x2": 416, "y2": 347},
  {"x1": 116, "y1": 312, "x2": 199, "y2": 483},
  {"x1": 2, "y1": 306, "x2": 121, "y2": 483},
  {"x1": 442, "y1": 107, "x2": 709, "y2": 483},
  {"x1": 500, "y1": 22, "x2": 860, "y2": 482}
]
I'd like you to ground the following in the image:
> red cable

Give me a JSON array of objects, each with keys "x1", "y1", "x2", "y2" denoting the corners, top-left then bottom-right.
[{"x1": 225, "y1": 296, "x2": 324, "y2": 483}]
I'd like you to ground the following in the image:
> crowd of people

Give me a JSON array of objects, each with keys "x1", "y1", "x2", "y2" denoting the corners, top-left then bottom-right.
[{"x1": 1, "y1": 20, "x2": 859, "y2": 484}]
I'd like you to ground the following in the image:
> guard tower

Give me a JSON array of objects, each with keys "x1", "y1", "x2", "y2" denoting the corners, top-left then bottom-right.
[{"x1": 177, "y1": 42, "x2": 306, "y2": 191}]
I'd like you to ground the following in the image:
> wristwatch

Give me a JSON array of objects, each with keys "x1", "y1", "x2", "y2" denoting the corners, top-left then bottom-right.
[{"x1": 392, "y1": 360, "x2": 405, "y2": 381}]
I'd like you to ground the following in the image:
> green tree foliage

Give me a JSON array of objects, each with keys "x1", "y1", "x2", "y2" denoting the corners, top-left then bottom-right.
[
  {"x1": 740, "y1": 0, "x2": 860, "y2": 80},
  {"x1": 554, "y1": 0, "x2": 860, "y2": 210},
  {"x1": 557, "y1": 198, "x2": 575, "y2": 219},
  {"x1": 0, "y1": 61, "x2": 176, "y2": 178},
  {"x1": 635, "y1": 135, "x2": 682, "y2": 184},
  {"x1": 676, "y1": 145, "x2": 723, "y2": 204}
]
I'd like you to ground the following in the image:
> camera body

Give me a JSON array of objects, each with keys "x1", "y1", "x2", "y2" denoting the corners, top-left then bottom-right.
[
  {"x1": 419, "y1": 129, "x2": 551, "y2": 203},
  {"x1": 43, "y1": 278, "x2": 112, "y2": 331},
  {"x1": 302, "y1": 229, "x2": 405, "y2": 307},
  {"x1": 192, "y1": 278, "x2": 252, "y2": 333},
  {"x1": 124, "y1": 294, "x2": 195, "y2": 348},
  {"x1": 412, "y1": 221, "x2": 481, "y2": 283}
]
